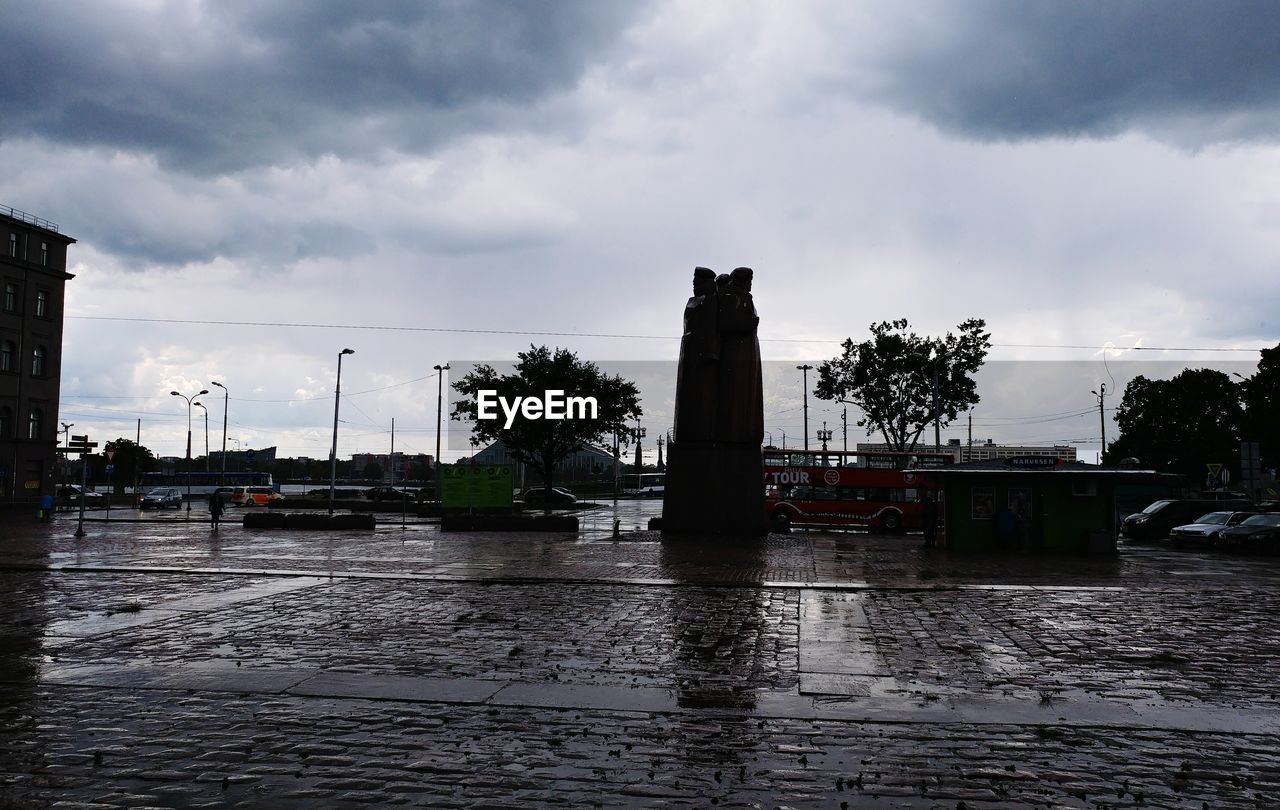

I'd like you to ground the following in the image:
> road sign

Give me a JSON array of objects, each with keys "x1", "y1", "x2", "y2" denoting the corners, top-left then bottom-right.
[
  {"x1": 1206, "y1": 463, "x2": 1223, "y2": 477},
  {"x1": 105, "y1": 449, "x2": 115, "y2": 461},
  {"x1": 71, "y1": 434, "x2": 87, "y2": 443},
  {"x1": 105, "y1": 464, "x2": 115, "y2": 474}
]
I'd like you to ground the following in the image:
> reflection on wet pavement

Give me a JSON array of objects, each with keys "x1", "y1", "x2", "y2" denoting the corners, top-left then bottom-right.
[{"x1": 2, "y1": 510, "x2": 1280, "y2": 806}]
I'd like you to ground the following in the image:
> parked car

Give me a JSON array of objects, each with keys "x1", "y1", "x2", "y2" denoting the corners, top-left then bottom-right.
[
  {"x1": 139, "y1": 486, "x2": 183, "y2": 509},
  {"x1": 1168, "y1": 511, "x2": 1255, "y2": 548},
  {"x1": 364, "y1": 486, "x2": 418, "y2": 501},
  {"x1": 1121, "y1": 498, "x2": 1253, "y2": 541},
  {"x1": 57, "y1": 484, "x2": 106, "y2": 509},
  {"x1": 521, "y1": 487, "x2": 577, "y2": 506},
  {"x1": 1219, "y1": 513, "x2": 1280, "y2": 552},
  {"x1": 232, "y1": 486, "x2": 282, "y2": 506}
]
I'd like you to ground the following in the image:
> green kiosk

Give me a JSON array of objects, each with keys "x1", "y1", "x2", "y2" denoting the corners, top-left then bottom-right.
[{"x1": 931, "y1": 458, "x2": 1177, "y2": 554}]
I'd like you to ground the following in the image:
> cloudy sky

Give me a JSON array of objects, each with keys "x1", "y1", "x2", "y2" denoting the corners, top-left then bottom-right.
[{"x1": 2, "y1": 1, "x2": 1277, "y2": 464}]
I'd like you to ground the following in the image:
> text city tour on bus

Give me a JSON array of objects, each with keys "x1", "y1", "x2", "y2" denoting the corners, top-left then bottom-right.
[{"x1": 762, "y1": 449, "x2": 952, "y2": 532}]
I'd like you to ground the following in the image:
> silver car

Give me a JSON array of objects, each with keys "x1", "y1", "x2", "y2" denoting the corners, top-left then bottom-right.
[{"x1": 139, "y1": 487, "x2": 183, "y2": 509}]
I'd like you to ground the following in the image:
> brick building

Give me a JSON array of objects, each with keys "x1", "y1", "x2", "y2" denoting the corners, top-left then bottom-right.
[{"x1": 1, "y1": 205, "x2": 76, "y2": 511}]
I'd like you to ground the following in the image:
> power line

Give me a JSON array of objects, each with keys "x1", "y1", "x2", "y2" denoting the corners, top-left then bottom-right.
[{"x1": 64, "y1": 315, "x2": 1271, "y2": 353}]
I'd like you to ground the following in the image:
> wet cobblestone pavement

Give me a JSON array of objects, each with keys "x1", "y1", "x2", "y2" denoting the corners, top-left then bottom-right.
[{"x1": 2, "y1": 511, "x2": 1280, "y2": 806}]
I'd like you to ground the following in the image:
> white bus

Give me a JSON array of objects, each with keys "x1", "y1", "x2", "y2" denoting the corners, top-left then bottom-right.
[{"x1": 621, "y1": 473, "x2": 665, "y2": 497}]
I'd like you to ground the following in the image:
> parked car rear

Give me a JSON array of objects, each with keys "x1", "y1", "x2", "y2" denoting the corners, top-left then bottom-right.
[{"x1": 1121, "y1": 498, "x2": 1253, "y2": 542}]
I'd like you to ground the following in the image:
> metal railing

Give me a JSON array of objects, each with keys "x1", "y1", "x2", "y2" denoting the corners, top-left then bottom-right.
[{"x1": 0, "y1": 204, "x2": 59, "y2": 233}]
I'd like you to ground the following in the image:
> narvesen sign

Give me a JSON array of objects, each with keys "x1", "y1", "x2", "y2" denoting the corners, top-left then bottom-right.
[
  {"x1": 1004, "y1": 456, "x2": 1062, "y2": 469},
  {"x1": 475, "y1": 389, "x2": 599, "y2": 430}
]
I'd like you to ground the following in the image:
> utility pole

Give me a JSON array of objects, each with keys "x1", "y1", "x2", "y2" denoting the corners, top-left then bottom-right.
[
  {"x1": 796, "y1": 364, "x2": 813, "y2": 451},
  {"x1": 840, "y1": 407, "x2": 847, "y2": 453},
  {"x1": 931, "y1": 349, "x2": 942, "y2": 454},
  {"x1": 433, "y1": 364, "x2": 450, "y2": 497},
  {"x1": 390, "y1": 416, "x2": 395, "y2": 484},
  {"x1": 656, "y1": 435, "x2": 665, "y2": 471},
  {"x1": 967, "y1": 409, "x2": 973, "y2": 462},
  {"x1": 1091, "y1": 384, "x2": 1107, "y2": 463}
]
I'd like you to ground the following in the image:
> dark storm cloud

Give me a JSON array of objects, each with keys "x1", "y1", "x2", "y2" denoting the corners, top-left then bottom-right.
[
  {"x1": 0, "y1": 1, "x2": 641, "y2": 173},
  {"x1": 861, "y1": 1, "x2": 1280, "y2": 143}
]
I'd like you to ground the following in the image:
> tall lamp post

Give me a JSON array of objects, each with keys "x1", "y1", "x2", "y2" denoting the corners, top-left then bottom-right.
[
  {"x1": 171, "y1": 388, "x2": 208, "y2": 513},
  {"x1": 930, "y1": 348, "x2": 943, "y2": 453},
  {"x1": 194, "y1": 401, "x2": 209, "y2": 471},
  {"x1": 796, "y1": 364, "x2": 813, "y2": 451},
  {"x1": 818, "y1": 424, "x2": 832, "y2": 453},
  {"x1": 433, "y1": 363, "x2": 450, "y2": 498},
  {"x1": 210, "y1": 381, "x2": 229, "y2": 486},
  {"x1": 329, "y1": 349, "x2": 355, "y2": 516}
]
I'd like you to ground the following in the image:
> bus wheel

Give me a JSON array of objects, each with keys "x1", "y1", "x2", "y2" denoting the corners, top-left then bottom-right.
[
  {"x1": 881, "y1": 511, "x2": 902, "y2": 533},
  {"x1": 772, "y1": 511, "x2": 791, "y2": 532}
]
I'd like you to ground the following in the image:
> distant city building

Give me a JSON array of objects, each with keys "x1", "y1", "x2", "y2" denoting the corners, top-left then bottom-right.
[
  {"x1": 208, "y1": 446, "x2": 278, "y2": 470},
  {"x1": 1, "y1": 205, "x2": 76, "y2": 510},
  {"x1": 350, "y1": 452, "x2": 434, "y2": 480},
  {"x1": 466, "y1": 440, "x2": 615, "y2": 484},
  {"x1": 857, "y1": 438, "x2": 1078, "y2": 464}
]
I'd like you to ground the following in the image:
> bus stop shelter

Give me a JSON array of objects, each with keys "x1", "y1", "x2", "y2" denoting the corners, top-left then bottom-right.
[{"x1": 929, "y1": 458, "x2": 1178, "y2": 554}]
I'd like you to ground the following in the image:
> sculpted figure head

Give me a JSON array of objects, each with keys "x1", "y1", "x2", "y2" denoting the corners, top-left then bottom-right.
[
  {"x1": 693, "y1": 266, "x2": 716, "y2": 297},
  {"x1": 716, "y1": 273, "x2": 731, "y2": 293},
  {"x1": 730, "y1": 266, "x2": 753, "y2": 292}
]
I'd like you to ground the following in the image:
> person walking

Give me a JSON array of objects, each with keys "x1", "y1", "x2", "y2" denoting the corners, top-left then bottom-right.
[
  {"x1": 209, "y1": 490, "x2": 224, "y2": 529},
  {"x1": 922, "y1": 489, "x2": 938, "y2": 548}
]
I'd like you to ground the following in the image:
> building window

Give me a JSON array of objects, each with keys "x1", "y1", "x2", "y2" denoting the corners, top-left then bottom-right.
[
  {"x1": 31, "y1": 345, "x2": 46, "y2": 376},
  {"x1": 3, "y1": 283, "x2": 15, "y2": 312},
  {"x1": 28, "y1": 407, "x2": 42, "y2": 440},
  {"x1": 0, "y1": 406, "x2": 11, "y2": 438},
  {"x1": 40, "y1": 242, "x2": 48, "y2": 266},
  {"x1": 7, "y1": 233, "x2": 14, "y2": 258},
  {"x1": 0, "y1": 340, "x2": 12, "y2": 372},
  {"x1": 35, "y1": 290, "x2": 48, "y2": 318}
]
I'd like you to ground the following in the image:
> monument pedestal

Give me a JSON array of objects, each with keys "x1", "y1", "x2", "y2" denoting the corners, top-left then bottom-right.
[{"x1": 661, "y1": 440, "x2": 766, "y2": 537}]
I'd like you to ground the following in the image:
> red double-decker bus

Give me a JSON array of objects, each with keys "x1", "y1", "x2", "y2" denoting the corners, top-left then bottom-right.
[{"x1": 763, "y1": 449, "x2": 952, "y2": 532}]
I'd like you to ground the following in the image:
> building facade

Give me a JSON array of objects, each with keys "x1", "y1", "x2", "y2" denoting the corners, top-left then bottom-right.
[
  {"x1": 857, "y1": 439, "x2": 1078, "y2": 464},
  {"x1": 1, "y1": 206, "x2": 75, "y2": 510}
]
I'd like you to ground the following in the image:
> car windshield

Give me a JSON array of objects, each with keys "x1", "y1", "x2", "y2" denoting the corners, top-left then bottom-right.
[
  {"x1": 145, "y1": 488, "x2": 168, "y2": 495},
  {"x1": 1241, "y1": 514, "x2": 1280, "y2": 527},
  {"x1": 1142, "y1": 500, "x2": 1173, "y2": 514},
  {"x1": 1194, "y1": 512, "x2": 1230, "y2": 524}
]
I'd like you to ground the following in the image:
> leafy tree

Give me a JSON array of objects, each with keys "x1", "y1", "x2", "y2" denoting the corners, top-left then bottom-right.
[
  {"x1": 814, "y1": 318, "x2": 991, "y2": 451},
  {"x1": 1104, "y1": 369, "x2": 1242, "y2": 481},
  {"x1": 451, "y1": 345, "x2": 642, "y2": 498},
  {"x1": 409, "y1": 461, "x2": 433, "y2": 483},
  {"x1": 1239, "y1": 343, "x2": 1280, "y2": 471},
  {"x1": 88, "y1": 438, "x2": 158, "y2": 489},
  {"x1": 363, "y1": 461, "x2": 384, "y2": 481}
]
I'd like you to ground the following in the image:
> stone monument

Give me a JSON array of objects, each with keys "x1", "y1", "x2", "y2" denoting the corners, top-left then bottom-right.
[{"x1": 661, "y1": 266, "x2": 766, "y2": 537}]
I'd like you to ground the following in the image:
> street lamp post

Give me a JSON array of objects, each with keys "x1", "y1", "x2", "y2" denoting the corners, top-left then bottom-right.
[
  {"x1": 818, "y1": 423, "x2": 832, "y2": 453},
  {"x1": 194, "y1": 401, "x2": 209, "y2": 472},
  {"x1": 329, "y1": 349, "x2": 355, "y2": 516},
  {"x1": 211, "y1": 381, "x2": 229, "y2": 486},
  {"x1": 796, "y1": 364, "x2": 813, "y2": 451},
  {"x1": 433, "y1": 364, "x2": 450, "y2": 498},
  {"x1": 633, "y1": 423, "x2": 646, "y2": 471},
  {"x1": 171, "y1": 388, "x2": 208, "y2": 514}
]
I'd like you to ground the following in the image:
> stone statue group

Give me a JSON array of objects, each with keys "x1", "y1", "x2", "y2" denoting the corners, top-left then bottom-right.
[
  {"x1": 662, "y1": 266, "x2": 766, "y2": 537},
  {"x1": 672, "y1": 267, "x2": 764, "y2": 447}
]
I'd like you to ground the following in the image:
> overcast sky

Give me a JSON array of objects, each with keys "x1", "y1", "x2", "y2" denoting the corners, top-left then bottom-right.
[{"x1": 3, "y1": 1, "x2": 1277, "y2": 464}]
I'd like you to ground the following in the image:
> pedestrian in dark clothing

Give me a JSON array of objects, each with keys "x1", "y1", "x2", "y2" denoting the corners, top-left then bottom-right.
[{"x1": 209, "y1": 491, "x2": 224, "y2": 529}]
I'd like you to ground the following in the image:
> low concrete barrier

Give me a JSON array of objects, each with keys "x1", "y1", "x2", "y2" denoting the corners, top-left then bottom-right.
[
  {"x1": 440, "y1": 513, "x2": 578, "y2": 532},
  {"x1": 243, "y1": 512, "x2": 376, "y2": 530}
]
